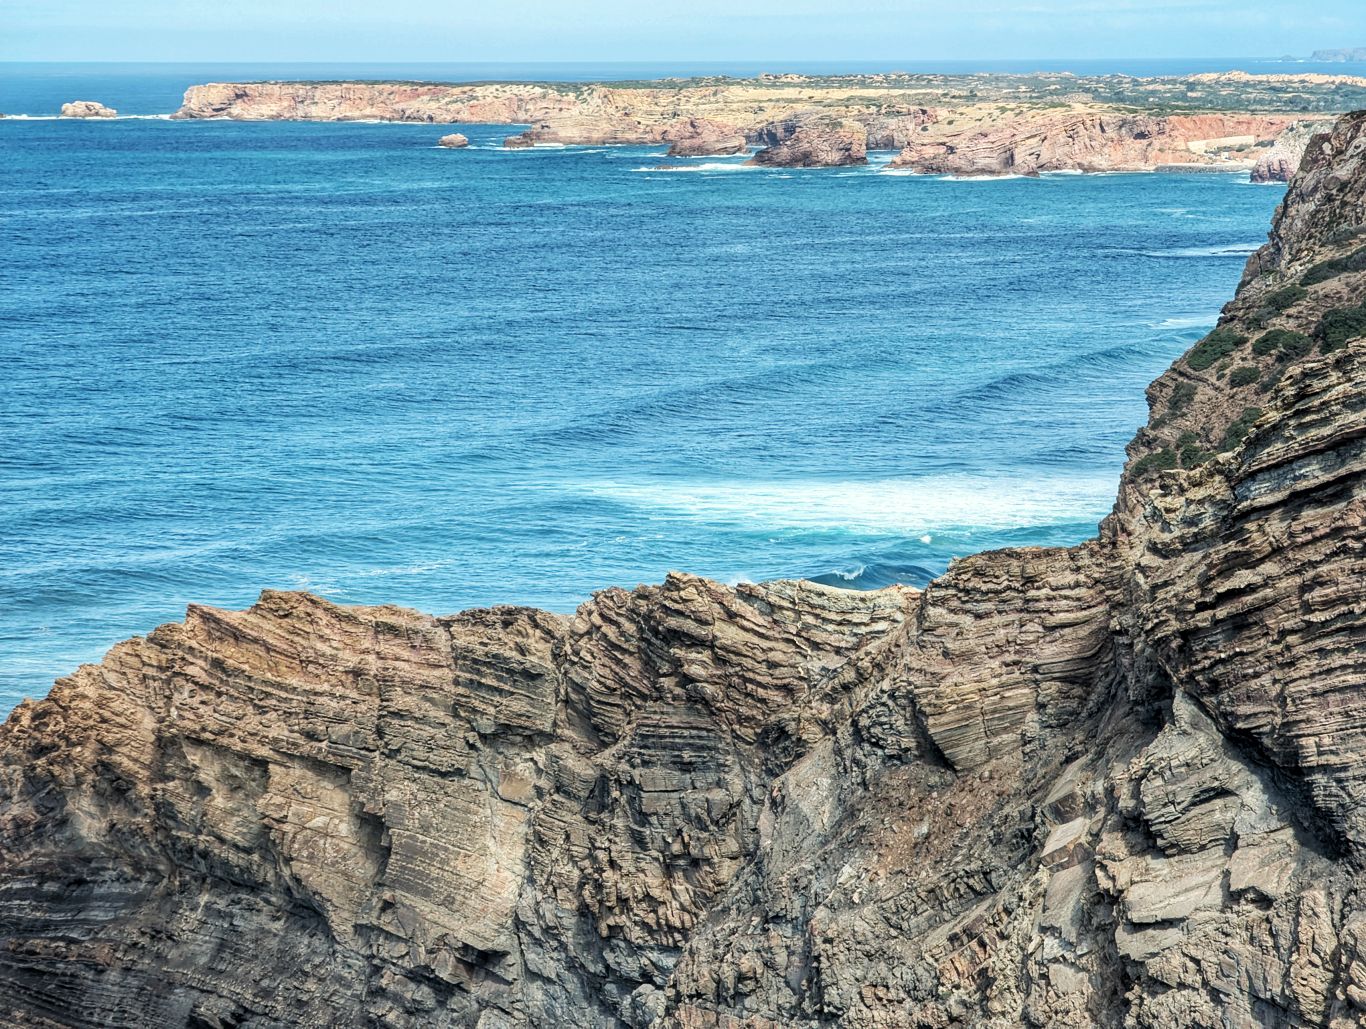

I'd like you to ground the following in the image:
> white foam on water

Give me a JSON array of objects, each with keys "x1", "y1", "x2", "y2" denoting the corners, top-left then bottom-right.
[
  {"x1": 1143, "y1": 243, "x2": 1261, "y2": 258},
  {"x1": 634, "y1": 161, "x2": 755, "y2": 173},
  {"x1": 1152, "y1": 313, "x2": 1220, "y2": 330},
  {"x1": 567, "y1": 474, "x2": 1115, "y2": 534},
  {"x1": 939, "y1": 173, "x2": 1033, "y2": 182}
]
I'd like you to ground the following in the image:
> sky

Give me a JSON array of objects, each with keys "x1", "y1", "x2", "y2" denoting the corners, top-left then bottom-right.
[{"x1": 2, "y1": 0, "x2": 1362, "y2": 63}]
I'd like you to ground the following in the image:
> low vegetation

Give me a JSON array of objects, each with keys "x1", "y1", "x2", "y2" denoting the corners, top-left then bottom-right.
[
  {"x1": 1131, "y1": 448, "x2": 1178, "y2": 477},
  {"x1": 1300, "y1": 246, "x2": 1366, "y2": 287},
  {"x1": 1187, "y1": 326, "x2": 1248, "y2": 371},
  {"x1": 1229, "y1": 366, "x2": 1261, "y2": 387},
  {"x1": 1253, "y1": 329, "x2": 1313, "y2": 358},
  {"x1": 1315, "y1": 304, "x2": 1366, "y2": 352},
  {"x1": 1221, "y1": 407, "x2": 1264, "y2": 452}
]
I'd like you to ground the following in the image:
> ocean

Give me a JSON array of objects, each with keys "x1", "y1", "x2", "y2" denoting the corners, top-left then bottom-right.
[{"x1": 0, "y1": 66, "x2": 1287, "y2": 710}]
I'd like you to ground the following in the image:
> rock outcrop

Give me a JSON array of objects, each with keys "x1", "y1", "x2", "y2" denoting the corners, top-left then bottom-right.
[
  {"x1": 663, "y1": 118, "x2": 747, "y2": 157},
  {"x1": 4, "y1": 112, "x2": 1366, "y2": 1029},
  {"x1": 888, "y1": 111, "x2": 1302, "y2": 176},
  {"x1": 437, "y1": 133, "x2": 470, "y2": 149},
  {"x1": 746, "y1": 119, "x2": 867, "y2": 167},
  {"x1": 171, "y1": 73, "x2": 1366, "y2": 172},
  {"x1": 59, "y1": 100, "x2": 116, "y2": 119},
  {"x1": 1251, "y1": 120, "x2": 1331, "y2": 182}
]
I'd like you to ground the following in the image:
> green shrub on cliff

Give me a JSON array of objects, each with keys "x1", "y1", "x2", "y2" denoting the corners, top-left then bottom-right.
[
  {"x1": 1131, "y1": 448, "x2": 1178, "y2": 477},
  {"x1": 1315, "y1": 304, "x2": 1366, "y2": 352},
  {"x1": 1167, "y1": 381, "x2": 1197, "y2": 414},
  {"x1": 1221, "y1": 407, "x2": 1263, "y2": 452},
  {"x1": 1187, "y1": 326, "x2": 1248, "y2": 371},
  {"x1": 1262, "y1": 285, "x2": 1309, "y2": 314},
  {"x1": 1177, "y1": 431, "x2": 1213, "y2": 468},
  {"x1": 1253, "y1": 329, "x2": 1313, "y2": 358},
  {"x1": 1300, "y1": 245, "x2": 1366, "y2": 286},
  {"x1": 1229, "y1": 366, "x2": 1261, "y2": 387}
]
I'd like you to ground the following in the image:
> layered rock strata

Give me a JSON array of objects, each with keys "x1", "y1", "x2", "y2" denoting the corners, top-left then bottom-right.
[
  {"x1": 746, "y1": 119, "x2": 867, "y2": 167},
  {"x1": 887, "y1": 111, "x2": 1301, "y2": 176},
  {"x1": 172, "y1": 73, "x2": 1366, "y2": 174},
  {"x1": 4, "y1": 113, "x2": 1366, "y2": 1028}
]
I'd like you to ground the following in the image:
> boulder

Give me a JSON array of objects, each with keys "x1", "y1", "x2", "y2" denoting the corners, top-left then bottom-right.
[
  {"x1": 503, "y1": 133, "x2": 533, "y2": 149},
  {"x1": 437, "y1": 133, "x2": 470, "y2": 148},
  {"x1": 59, "y1": 100, "x2": 116, "y2": 119}
]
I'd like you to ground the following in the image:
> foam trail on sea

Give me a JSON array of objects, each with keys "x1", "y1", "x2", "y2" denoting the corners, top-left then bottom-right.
[{"x1": 567, "y1": 475, "x2": 1116, "y2": 533}]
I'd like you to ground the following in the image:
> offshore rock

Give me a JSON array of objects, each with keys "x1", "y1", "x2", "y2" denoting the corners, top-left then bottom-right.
[
  {"x1": 503, "y1": 133, "x2": 534, "y2": 149},
  {"x1": 437, "y1": 133, "x2": 470, "y2": 148},
  {"x1": 746, "y1": 119, "x2": 868, "y2": 167},
  {"x1": 59, "y1": 100, "x2": 116, "y2": 118},
  {"x1": 663, "y1": 118, "x2": 747, "y2": 157},
  {"x1": 4, "y1": 112, "x2": 1366, "y2": 1027}
]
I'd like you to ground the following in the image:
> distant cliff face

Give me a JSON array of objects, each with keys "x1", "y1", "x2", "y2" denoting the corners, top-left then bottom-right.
[
  {"x1": 888, "y1": 111, "x2": 1304, "y2": 176},
  {"x1": 4, "y1": 113, "x2": 1366, "y2": 1029},
  {"x1": 174, "y1": 75, "x2": 1357, "y2": 177}
]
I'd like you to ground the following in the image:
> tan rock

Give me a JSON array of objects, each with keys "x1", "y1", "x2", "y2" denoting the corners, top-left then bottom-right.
[
  {"x1": 59, "y1": 100, "x2": 116, "y2": 119},
  {"x1": 745, "y1": 118, "x2": 867, "y2": 167},
  {"x1": 436, "y1": 132, "x2": 469, "y2": 148}
]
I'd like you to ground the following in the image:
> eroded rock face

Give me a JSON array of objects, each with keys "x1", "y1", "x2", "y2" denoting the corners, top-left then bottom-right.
[
  {"x1": 889, "y1": 111, "x2": 1302, "y2": 176},
  {"x1": 4, "y1": 112, "x2": 1366, "y2": 1029},
  {"x1": 663, "y1": 118, "x2": 747, "y2": 157},
  {"x1": 59, "y1": 100, "x2": 116, "y2": 118},
  {"x1": 746, "y1": 119, "x2": 868, "y2": 168}
]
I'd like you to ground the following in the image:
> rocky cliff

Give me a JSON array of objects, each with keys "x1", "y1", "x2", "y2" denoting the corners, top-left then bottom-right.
[
  {"x1": 4, "y1": 113, "x2": 1366, "y2": 1029},
  {"x1": 172, "y1": 73, "x2": 1366, "y2": 176},
  {"x1": 887, "y1": 111, "x2": 1303, "y2": 176}
]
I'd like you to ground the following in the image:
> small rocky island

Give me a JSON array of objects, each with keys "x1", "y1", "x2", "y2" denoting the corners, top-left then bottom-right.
[
  {"x1": 436, "y1": 132, "x2": 469, "y2": 148},
  {"x1": 59, "y1": 100, "x2": 116, "y2": 118},
  {"x1": 2, "y1": 111, "x2": 1366, "y2": 1027}
]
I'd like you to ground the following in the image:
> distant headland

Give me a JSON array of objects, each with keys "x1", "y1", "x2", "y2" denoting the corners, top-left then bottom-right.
[
  {"x1": 172, "y1": 69, "x2": 1366, "y2": 177},
  {"x1": 1311, "y1": 47, "x2": 1366, "y2": 62}
]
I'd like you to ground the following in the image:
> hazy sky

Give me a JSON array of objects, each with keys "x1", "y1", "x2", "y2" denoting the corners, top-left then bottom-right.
[{"x1": 4, "y1": 0, "x2": 1361, "y2": 62}]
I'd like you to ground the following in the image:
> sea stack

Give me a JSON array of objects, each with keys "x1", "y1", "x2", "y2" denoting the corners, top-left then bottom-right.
[
  {"x1": 59, "y1": 100, "x2": 117, "y2": 118},
  {"x1": 746, "y1": 118, "x2": 868, "y2": 167},
  {"x1": 437, "y1": 133, "x2": 470, "y2": 148}
]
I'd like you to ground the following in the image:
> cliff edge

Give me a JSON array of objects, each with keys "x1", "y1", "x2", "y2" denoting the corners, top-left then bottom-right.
[{"x1": 3, "y1": 113, "x2": 1366, "y2": 1029}]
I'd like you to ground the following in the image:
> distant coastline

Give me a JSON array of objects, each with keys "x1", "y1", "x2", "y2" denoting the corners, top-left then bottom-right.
[{"x1": 162, "y1": 70, "x2": 1363, "y2": 178}]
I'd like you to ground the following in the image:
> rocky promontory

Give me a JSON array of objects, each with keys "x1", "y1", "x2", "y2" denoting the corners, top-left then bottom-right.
[
  {"x1": 171, "y1": 71, "x2": 1366, "y2": 176},
  {"x1": 4, "y1": 112, "x2": 1366, "y2": 1029},
  {"x1": 59, "y1": 100, "x2": 116, "y2": 118}
]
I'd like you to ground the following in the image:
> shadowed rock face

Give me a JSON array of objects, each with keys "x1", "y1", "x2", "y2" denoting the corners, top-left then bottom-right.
[
  {"x1": 4, "y1": 112, "x2": 1366, "y2": 1029},
  {"x1": 746, "y1": 120, "x2": 868, "y2": 168}
]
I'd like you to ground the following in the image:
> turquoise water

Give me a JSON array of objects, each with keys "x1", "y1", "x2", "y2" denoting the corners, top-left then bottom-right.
[{"x1": 0, "y1": 109, "x2": 1284, "y2": 710}]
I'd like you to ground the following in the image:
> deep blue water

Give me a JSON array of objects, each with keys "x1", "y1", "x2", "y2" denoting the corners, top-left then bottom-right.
[{"x1": 1, "y1": 107, "x2": 1285, "y2": 711}]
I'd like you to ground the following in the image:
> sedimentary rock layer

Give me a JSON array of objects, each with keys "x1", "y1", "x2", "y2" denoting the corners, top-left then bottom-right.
[
  {"x1": 172, "y1": 73, "x2": 1366, "y2": 175},
  {"x1": 4, "y1": 113, "x2": 1366, "y2": 1028}
]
